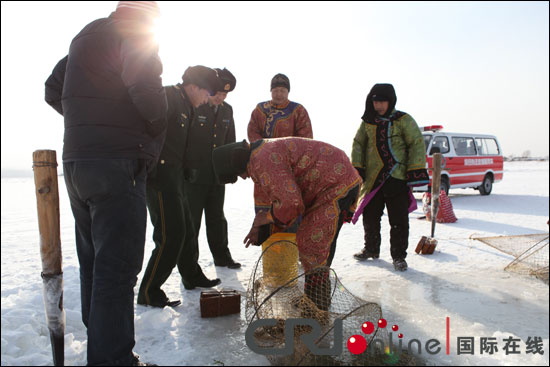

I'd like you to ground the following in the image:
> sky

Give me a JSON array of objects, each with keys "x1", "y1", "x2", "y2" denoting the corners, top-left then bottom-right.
[{"x1": 1, "y1": 1, "x2": 549, "y2": 174}]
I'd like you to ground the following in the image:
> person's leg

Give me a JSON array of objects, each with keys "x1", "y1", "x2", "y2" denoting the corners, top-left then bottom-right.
[
  {"x1": 297, "y1": 204, "x2": 339, "y2": 312},
  {"x1": 69, "y1": 159, "x2": 147, "y2": 366},
  {"x1": 63, "y1": 162, "x2": 94, "y2": 329},
  {"x1": 355, "y1": 189, "x2": 385, "y2": 259},
  {"x1": 182, "y1": 182, "x2": 207, "y2": 256},
  {"x1": 177, "y1": 194, "x2": 221, "y2": 289},
  {"x1": 204, "y1": 184, "x2": 228, "y2": 261},
  {"x1": 138, "y1": 165, "x2": 185, "y2": 306},
  {"x1": 205, "y1": 185, "x2": 241, "y2": 267},
  {"x1": 382, "y1": 178, "x2": 410, "y2": 261}
]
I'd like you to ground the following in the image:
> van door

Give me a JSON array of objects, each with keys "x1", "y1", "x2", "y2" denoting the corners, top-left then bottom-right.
[{"x1": 475, "y1": 137, "x2": 504, "y2": 183}]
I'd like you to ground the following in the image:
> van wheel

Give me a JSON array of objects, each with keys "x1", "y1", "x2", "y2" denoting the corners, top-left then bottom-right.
[
  {"x1": 479, "y1": 175, "x2": 493, "y2": 195},
  {"x1": 440, "y1": 176, "x2": 450, "y2": 196}
]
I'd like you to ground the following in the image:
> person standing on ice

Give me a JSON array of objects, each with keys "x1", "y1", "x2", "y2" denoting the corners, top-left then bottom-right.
[
  {"x1": 212, "y1": 138, "x2": 361, "y2": 310},
  {"x1": 247, "y1": 73, "x2": 314, "y2": 246},
  {"x1": 138, "y1": 66, "x2": 222, "y2": 308},
  {"x1": 180, "y1": 68, "x2": 242, "y2": 270},
  {"x1": 44, "y1": 2, "x2": 166, "y2": 365},
  {"x1": 351, "y1": 83, "x2": 429, "y2": 272}
]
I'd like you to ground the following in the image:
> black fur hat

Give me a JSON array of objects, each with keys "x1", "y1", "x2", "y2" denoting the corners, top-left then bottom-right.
[
  {"x1": 212, "y1": 140, "x2": 251, "y2": 184},
  {"x1": 215, "y1": 68, "x2": 237, "y2": 92},
  {"x1": 362, "y1": 83, "x2": 397, "y2": 122},
  {"x1": 182, "y1": 65, "x2": 219, "y2": 95}
]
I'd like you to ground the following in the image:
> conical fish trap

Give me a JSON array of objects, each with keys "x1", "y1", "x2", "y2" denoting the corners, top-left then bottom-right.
[{"x1": 246, "y1": 238, "x2": 417, "y2": 365}]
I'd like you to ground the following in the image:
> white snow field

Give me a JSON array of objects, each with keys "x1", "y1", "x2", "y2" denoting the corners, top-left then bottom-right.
[{"x1": 1, "y1": 161, "x2": 548, "y2": 366}]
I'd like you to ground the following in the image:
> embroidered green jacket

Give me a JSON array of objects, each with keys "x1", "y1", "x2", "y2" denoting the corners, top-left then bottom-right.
[{"x1": 351, "y1": 109, "x2": 428, "y2": 196}]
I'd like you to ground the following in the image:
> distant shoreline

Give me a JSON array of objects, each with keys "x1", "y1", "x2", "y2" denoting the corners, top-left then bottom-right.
[
  {"x1": 2, "y1": 158, "x2": 548, "y2": 178},
  {"x1": 1, "y1": 169, "x2": 64, "y2": 178}
]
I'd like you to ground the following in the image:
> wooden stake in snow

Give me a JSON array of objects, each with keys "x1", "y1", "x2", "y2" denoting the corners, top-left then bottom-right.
[{"x1": 33, "y1": 150, "x2": 64, "y2": 366}]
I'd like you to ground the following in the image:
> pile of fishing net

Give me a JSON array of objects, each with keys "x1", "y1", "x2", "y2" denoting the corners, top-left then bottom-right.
[
  {"x1": 473, "y1": 233, "x2": 549, "y2": 284},
  {"x1": 245, "y1": 234, "x2": 417, "y2": 366}
]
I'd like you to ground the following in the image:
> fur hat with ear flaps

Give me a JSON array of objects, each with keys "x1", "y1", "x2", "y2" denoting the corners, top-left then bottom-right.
[
  {"x1": 362, "y1": 83, "x2": 397, "y2": 123},
  {"x1": 212, "y1": 140, "x2": 251, "y2": 184}
]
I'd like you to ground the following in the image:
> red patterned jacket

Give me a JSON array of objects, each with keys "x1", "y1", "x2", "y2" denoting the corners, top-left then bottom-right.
[
  {"x1": 248, "y1": 138, "x2": 360, "y2": 227},
  {"x1": 247, "y1": 100, "x2": 312, "y2": 142}
]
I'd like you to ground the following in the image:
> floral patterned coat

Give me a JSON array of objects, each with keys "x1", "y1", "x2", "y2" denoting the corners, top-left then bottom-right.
[{"x1": 248, "y1": 138, "x2": 361, "y2": 271}]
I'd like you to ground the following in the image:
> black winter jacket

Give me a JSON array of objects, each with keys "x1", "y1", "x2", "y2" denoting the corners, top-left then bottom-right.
[{"x1": 44, "y1": 9, "x2": 167, "y2": 163}]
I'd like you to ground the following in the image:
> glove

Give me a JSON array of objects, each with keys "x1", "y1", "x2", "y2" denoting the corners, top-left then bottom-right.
[{"x1": 406, "y1": 169, "x2": 429, "y2": 187}]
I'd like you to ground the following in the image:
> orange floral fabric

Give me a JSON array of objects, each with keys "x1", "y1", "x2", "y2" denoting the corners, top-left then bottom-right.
[
  {"x1": 248, "y1": 138, "x2": 361, "y2": 271},
  {"x1": 247, "y1": 100, "x2": 313, "y2": 143}
]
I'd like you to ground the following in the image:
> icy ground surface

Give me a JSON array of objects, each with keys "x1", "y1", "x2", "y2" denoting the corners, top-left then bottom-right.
[{"x1": 1, "y1": 161, "x2": 548, "y2": 365}]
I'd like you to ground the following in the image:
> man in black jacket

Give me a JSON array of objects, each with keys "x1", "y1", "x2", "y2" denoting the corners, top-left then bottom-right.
[
  {"x1": 138, "y1": 65, "x2": 222, "y2": 308},
  {"x1": 182, "y1": 68, "x2": 241, "y2": 270},
  {"x1": 44, "y1": 2, "x2": 166, "y2": 365}
]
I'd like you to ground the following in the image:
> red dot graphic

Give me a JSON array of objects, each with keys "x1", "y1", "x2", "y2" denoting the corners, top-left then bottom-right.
[
  {"x1": 392, "y1": 325, "x2": 399, "y2": 332},
  {"x1": 398, "y1": 333, "x2": 404, "y2": 338},
  {"x1": 378, "y1": 318, "x2": 387, "y2": 328},
  {"x1": 361, "y1": 321, "x2": 375, "y2": 335},
  {"x1": 347, "y1": 335, "x2": 367, "y2": 355}
]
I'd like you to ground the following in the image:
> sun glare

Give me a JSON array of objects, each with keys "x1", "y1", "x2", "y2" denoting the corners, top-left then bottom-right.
[{"x1": 151, "y1": 17, "x2": 164, "y2": 46}]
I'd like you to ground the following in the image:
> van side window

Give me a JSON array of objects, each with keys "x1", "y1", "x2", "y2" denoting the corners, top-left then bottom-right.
[
  {"x1": 476, "y1": 138, "x2": 500, "y2": 155},
  {"x1": 453, "y1": 137, "x2": 477, "y2": 156},
  {"x1": 423, "y1": 135, "x2": 432, "y2": 153},
  {"x1": 431, "y1": 136, "x2": 450, "y2": 154}
]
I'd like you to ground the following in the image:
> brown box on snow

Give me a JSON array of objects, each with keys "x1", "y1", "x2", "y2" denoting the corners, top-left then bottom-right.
[{"x1": 200, "y1": 290, "x2": 241, "y2": 318}]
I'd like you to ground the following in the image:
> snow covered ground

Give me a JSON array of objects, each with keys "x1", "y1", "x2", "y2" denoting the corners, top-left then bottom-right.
[{"x1": 1, "y1": 161, "x2": 548, "y2": 366}]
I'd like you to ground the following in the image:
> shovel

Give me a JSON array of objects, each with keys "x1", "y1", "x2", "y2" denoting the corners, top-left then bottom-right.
[{"x1": 415, "y1": 153, "x2": 442, "y2": 255}]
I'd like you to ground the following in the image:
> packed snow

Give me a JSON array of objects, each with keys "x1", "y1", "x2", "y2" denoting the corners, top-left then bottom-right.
[{"x1": 1, "y1": 161, "x2": 548, "y2": 366}]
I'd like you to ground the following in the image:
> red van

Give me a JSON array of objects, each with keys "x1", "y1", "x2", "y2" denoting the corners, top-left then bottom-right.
[{"x1": 416, "y1": 125, "x2": 504, "y2": 195}]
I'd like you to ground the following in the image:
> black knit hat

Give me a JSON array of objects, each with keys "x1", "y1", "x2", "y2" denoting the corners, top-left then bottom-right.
[
  {"x1": 212, "y1": 140, "x2": 251, "y2": 184},
  {"x1": 182, "y1": 66, "x2": 219, "y2": 96},
  {"x1": 362, "y1": 83, "x2": 397, "y2": 122},
  {"x1": 271, "y1": 73, "x2": 290, "y2": 91},
  {"x1": 215, "y1": 68, "x2": 236, "y2": 92}
]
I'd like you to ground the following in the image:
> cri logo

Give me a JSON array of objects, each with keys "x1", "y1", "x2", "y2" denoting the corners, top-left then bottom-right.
[{"x1": 347, "y1": 318, "x2": 402, "y2": 354}]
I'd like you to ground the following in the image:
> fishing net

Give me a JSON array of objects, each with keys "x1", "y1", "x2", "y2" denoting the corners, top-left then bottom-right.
[
  {"x1": 245, "y1": 235, "x2": 417, "y2": 366},
  {"x1": 472, "y1": 233, "x2": 549, "y2": 283}
]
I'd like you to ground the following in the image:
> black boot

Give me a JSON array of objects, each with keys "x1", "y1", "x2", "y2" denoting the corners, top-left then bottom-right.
[
  {"x1": 304, "y1": 269, "x2": 332, "y2": 311},
  {"x1": 132, "y1": 353, "x2": 157, "y2": 366},
  {"x1": 214, "y1": 257, "x2": 242, "y2": 269},
  {"x1": 353, "y1": 247, "x2": 380, "y2": 261},
  {"x1": 183, "y1": 275, "x2": 221, "y2": 290},
  {"x1": 137, "y1": 297, "x2": 181, "y2": 308}
]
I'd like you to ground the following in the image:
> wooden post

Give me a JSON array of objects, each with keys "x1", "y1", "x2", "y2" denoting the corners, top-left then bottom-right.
[
  {"x1": 431, "y1": 153, "x2": 442, "y2": 237},
  {"x1": 33, "y1": 150, "x2": 64, "y2": 366}
]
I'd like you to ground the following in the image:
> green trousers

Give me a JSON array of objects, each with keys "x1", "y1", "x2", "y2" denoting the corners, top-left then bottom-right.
[
  {"x1": 183, "y1": 182, "x2": 231, "y2": 264},
  {"x1": 138, "y1": 164, "x2": 205, "y2": 305}
]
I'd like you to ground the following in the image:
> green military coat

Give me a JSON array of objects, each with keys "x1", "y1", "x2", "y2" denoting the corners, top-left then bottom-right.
[
  {"x1": 157, "y1": 83, "x2": 194, "y2": 167},
  {"x1": 184, "y1": 101, "x2": 236, "y2": 184}
]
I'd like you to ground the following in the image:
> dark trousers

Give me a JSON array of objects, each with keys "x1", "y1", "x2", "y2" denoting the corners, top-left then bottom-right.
[
  {"x1": 138, "y1": 164, "x2": 203, "y2": 305},
  {"x1": 362, "y1": 177, "x2": 410, "y2": 260},
  {"x1": 64, "y1": 159, "x2": 147, "y2": 366},
  {"x1": 183, "y1": 182, "x2": 231, "y2": 263}
]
